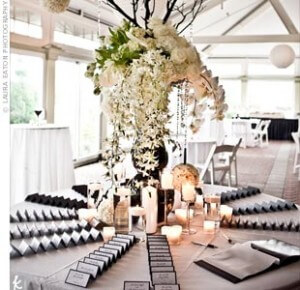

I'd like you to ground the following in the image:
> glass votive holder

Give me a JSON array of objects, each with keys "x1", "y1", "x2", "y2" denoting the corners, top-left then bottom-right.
[
  {"x1": 175, "y1": 208, "x2": 194, "y2": 225},
  {"x1": 161, "y1": 225, "x2": 182, "y2": 245},
  {"x1": 220, "y1": 205, "x2": 233, "y2": 222},
  {"x1": 204, "y1": 193, "x2": 221, "y2": 226},
  {"x1": 203, "y1": 220, "x2": 215, "y2": 234},
  {"x1": 102, "y1": 226, "x2": 115, "y2": 242}
]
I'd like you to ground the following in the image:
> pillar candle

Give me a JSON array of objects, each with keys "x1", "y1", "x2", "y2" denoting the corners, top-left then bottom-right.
[
  {"x1": 220, "y1": 205, "x2": 233, "y2": 220},
  {"x1": 161, "y1": 172, "x2": 174, "y2": 190},
  {"x1": 182, "y1": 182, "x2": 196, "y2": 201},
  {"x1": 102, "y1": 227, "x2": 115, "y2": 242},
  {"x1": 161, "y1": 225, "x2": 182, "y2": 245},
  {"x1": 116, "y1": 187, "x2": 131, "y2": 196}
]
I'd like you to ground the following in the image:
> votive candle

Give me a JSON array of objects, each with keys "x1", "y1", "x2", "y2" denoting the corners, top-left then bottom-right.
[
  {"x1": 102, "y1": 227, "x2": 116, "y2": 242},
  {"x1": 220, "y1": 205, "x2": 233, "y2": 220},
  {"x1": 161, "y1": 172, "x2": 174, "y2": 190},
  {"x1": 182, "y1": 182, "x2": 196, "y2": 201},
  {"x1": 175, "y1": 208, "x2": 194, "y2": 225},
  {"x1": 203, "y1": 220, "x2": 215, "y2": 233},
  {"x1": 161, "y1": 225, "x2": 182, "y2": 245}
]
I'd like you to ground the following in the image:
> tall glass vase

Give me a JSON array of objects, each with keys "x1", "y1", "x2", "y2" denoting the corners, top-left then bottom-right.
[
  {"x1": 141, "y1": 186, "x2": 158, "y2": 234},
  {"x1": 113, "y1": 187, "x2": 131, "y2": 233}
]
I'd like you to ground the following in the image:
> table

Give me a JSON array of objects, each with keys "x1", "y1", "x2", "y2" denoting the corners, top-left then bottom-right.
[
  {"x1": 10, "y1": 124, "x2": 75, "y2": 206},
  {"x1": 10, "y1": 185, "x2": 300, "y2": 290},
  {"x1": 241, "y1": 117, "x2": 299, "y2": 141}
]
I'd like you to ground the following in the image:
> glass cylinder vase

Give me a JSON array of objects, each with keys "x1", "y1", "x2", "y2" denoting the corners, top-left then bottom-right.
[{"x1": 113, "y1": 187, "x2": 131, "y2": 233}]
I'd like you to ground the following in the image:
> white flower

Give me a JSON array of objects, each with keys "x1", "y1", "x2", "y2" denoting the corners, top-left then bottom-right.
[
  {"x1": 99, "y1": 61, "x2": 121, "y2": 87},
  {"x1": 170, "y1": 48, "x2": 188, "y2": 64}
]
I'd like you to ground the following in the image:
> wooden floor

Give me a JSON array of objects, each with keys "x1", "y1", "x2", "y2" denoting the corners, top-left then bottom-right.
[{"x1": 75, "y1": 141, "x2": 300, "y2": 204}]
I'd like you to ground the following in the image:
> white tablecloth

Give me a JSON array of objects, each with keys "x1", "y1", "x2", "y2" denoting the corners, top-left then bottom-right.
[
  {"x1": 10, "y1": 125, "x2": 75, "y2": 205},
  {"x1": 10, "y1": 185, "x2": 300, "y2": 290}
]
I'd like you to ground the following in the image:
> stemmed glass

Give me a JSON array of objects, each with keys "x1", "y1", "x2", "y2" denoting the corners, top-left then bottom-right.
[{"x1": 34, "y1": 108, "x2": 43, "y2": 125}]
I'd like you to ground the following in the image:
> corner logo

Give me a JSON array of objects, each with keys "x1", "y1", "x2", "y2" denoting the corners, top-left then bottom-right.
[{"x1": 13, "y1": 275, "x2": 23, "y2": 290}]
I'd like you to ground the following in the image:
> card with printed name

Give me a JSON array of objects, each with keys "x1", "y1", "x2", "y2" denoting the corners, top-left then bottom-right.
[
  {"x1": 154, "y1": 285, "x2": 180, "y2": 290},
  {"x1": 77, "y1": 261, "x2": 99, "y2": 279},
  {"x1": 65, "y1": 269, "x2": 91, "y2": 288},
  {"x1": 123, "y1": 281, "x2": 150, "y2": 290},
  {"x1": 152, "y1": 272, "x2": 177, "y2": 285}
]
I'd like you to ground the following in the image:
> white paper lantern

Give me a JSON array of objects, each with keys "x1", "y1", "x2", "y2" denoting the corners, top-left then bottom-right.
[{"x1": 269, "y1": 44, "x2": 295, "y2": 68}]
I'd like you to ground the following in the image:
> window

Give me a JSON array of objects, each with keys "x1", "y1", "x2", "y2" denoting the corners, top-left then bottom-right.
[
  {"x1": 220, "y1": 79, "x2": 242, "y2": 114},
  {"x1": 55, "y1": 59, "x2": 100, "y2": 160},
  {"x1": 10, "y1": 53, "x2": 44, "y2": 124},
  {"x1": 247, "y1": 80, "x2": 295, "y2": 117},
  {"x1": 248, "y1": 63, "x2": 295, "y2": 76}
]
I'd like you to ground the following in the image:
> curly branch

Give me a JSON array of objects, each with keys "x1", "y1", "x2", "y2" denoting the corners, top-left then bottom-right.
[{"x1": 105, "y1": 0, "x2": 140, "y2": 27}]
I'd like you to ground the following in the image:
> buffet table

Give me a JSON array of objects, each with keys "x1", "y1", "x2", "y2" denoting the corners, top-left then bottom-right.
[
  {"x1": 10, "y1": 185, "x2": 300, "y2": 290},
  {"x1": 10, "y1": 124, "x2": 75, "y2": 205}
]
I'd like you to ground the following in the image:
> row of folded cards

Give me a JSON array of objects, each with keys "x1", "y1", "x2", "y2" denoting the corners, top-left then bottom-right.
[
  {"x1": 221, "y1": 186, "x2": 261, "y2": 203},
  {"x1": 65, "y1": 233, "x2": 136, "y2": 288},
  {"x1": 10, "y1": 228, "x2": 102, "y2": 258},
  {"x1": 10, "y1": 219, "x2": 90, "y2": 240},
  {"x1": 145, "y1": 234, "x2": 180, "y2": 290},
  {"x1": 25, "y1": 193, "x2": 87, "y2": 209},
  {"x1": 10, "y1": 208, "x2": 78, "y2": 223},
  {"x1": 232, "y1": 199, "x2": 297, "y2": 216},
  {"x1": 221, "y1": 217, "x2": 300, "y2": 232}
]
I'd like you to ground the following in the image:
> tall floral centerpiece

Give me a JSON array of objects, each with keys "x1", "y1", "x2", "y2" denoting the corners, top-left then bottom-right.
[{"x1": 86, "y1": 1, "x2": 227, "y2": 186}]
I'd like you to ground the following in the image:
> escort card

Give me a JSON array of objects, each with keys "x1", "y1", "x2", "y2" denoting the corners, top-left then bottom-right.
[
  {"x1": 90, "y1": 218, "x2": 101, "y2": 229},
  {"x1": 90, "y1": 228, "x2": 102, "y2": 241},
  {"x1": 38, "y1": 223, "x2": 49, "y2": 236},
  {"x1": 89, "y1": 253, "x2": 109, "y2": 268},
  {"x1": 68, "y1": 208, "x2": 78, "y2": 219},
  {"x1": 10, "y1": 213, "x2": 19, "y2": 223},
  {"x1": 62, "y1": 232, "x2": 73, "y2": 247},
  {"x1": 18, "y1": 240, "x2": 34, "y2": 256},
  {"x1": 48, "y1": 222, "x2": 58, "y2": 234},
  {"x1": 33, "y1": 210, "x2": 44, "y2": 222},
  {"x1": 123, "y1": 281, "x2": 150, "y2": 290},
  {"x1": 98, "y1": 247, "x2": 118, "y2": 260},
  {"x1": 71, "y1": 231, "x2": 82, "y2": 245},
  {"x1": 58, "y1": 221, "x2": 69, "y2": 233},
  {"x1": 77, "y1": 261, "x2": 99, "y2": 279},
  {"x1": 113, "y1": 237, "x2": 131, "y2": 248},
  {"x1": 11, "y1": 226, "x2": 22, "y2": 239},
  {"x1": 148, "y1": 241, "x2": 169, "y2": 245},
  {"x1": 150, "y1": 261, "x2": 173, "y2": 267},
  {"x1": 104, "y1": 244, "x2": 122, "y2": 257},
  {"x1": 150, "y1": 257, "x2": 172, "y2": 261},
  {"x1": 10, "y1": 244, "x2": 21, "y2": 258},
  {"x1": 149, "y1": 253, "x2": 172, "y2": 258},
  {"x1": 69, "y1": 220, "x2": 80, "y2": 231},
  {"x1": 60, "y1": 209, "x2": 71, "y2": 220},
  {"x1": 116, "y1": 234, "x2": 135, "y2": 244},
  {"x1": 65, "y1": 269, "x2": 91, "y2": 288},
  {"x1": 154, "y1": 285, "x2": 180, "y2": 290},
  {"x1": 108, "y1": 240, "x2": 127, "y2": 252},
  {"x1": 24, "y1": 210, "x2": 31, "y2": 221},
  {"x1": 28, "y1": 224, "x2": 40, "y2": 237},
  {"x1": 149, "y1": 246, "x2": 169, "y2": 250},
  {"x1": 149, "y1": 249, "x2": 170, "y2": 254},
  {"x1": 94, "y1": 251, "x2": 113, "y2": 264},
  {"x1": 79, "y1": 219, "x2": 90, "y2": 231},
  {"x1": 16, "y1": 210, "x2": 26, "y2": 222},
  {"x1": 80, "y1": 229, "x2": 92, "y2": 243},
  {"x1": 19, "y1": 224, "x2": 31, "y2": 239},
  {"x1": 41, "y1": 236, "x2": 53, "y2": 251},
  {"x1": 51, "y1": 233, "x2": 64, "y2": 249},
  {"x1": 152, "y1": 272, "x2": 177, "y2": 285},
  {"x1": 84, "y1": 257, "x2": 105, "y2": 272},
  {"x1": 30, "y1": 237, "x2": 43, "y2": 253},
  {"x1": 151, "y1": 267, "x2": 174, "y2": 273}
]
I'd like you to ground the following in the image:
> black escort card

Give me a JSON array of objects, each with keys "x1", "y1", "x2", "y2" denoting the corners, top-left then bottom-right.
[
  {"x1": 149, "y1": 253, "x2": 172, "y2": 258},
  {"x1": 152, "y1": 272, "x2": 177, "y2": 285},
  {"x1": 123, "y1": 281, "x2": 150, "y2": 290},
  {"x1": 149, "y1": 246, "x2": 169, "y2": 250},
  {"x1": 65, "y1": 269, "x2": 91, "y2": 288},
  {"x1": 116, "y1": 234, "x2": 135, "y2": 245},
  {"x1": 113, "y1": 237, "x2": 131, "y2": 248},
  {"x1": 98, "y1": 247, "x2": 118, "y2": 260},
  {"x1": 108, "y1": 240, "x2": 127, "y2": 252},
  {"x1": 104, "y1": 244, "x2": 122, "y2": 257},
  {"x1": 150, "y1": 261, "x2": 173, "y2": 267},
  {"x1": 84, "y1": 257, "x2": 105, "y2": 272},
  {"x1": 150, "y1": 257, "x2": 173, "y2": 261},
  {"x1": 94, "y1": 251, "x2": 113, "y2": 264},
  {"x1": 77, "y1": 261, "x2": 99, "y2": 279},
  {"x1": 151, "y1": 267, "x2": 174, "y2": 273},
  {"x1": 89, "y1": 253, "x2": 109, "y2": 268},
  {"x1": 154, "y1": 285, "x2": 180, "y2": 290}
]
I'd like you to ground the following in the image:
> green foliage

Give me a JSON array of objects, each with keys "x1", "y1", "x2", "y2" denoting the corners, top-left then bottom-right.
[{"x1": 10, "y1": 71, "x2": 37, "y2": 124}]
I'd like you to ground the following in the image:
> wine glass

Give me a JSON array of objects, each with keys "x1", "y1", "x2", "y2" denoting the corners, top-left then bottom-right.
[{"x1": 34, "y1": 108, "x2": 43, "y2": 125}]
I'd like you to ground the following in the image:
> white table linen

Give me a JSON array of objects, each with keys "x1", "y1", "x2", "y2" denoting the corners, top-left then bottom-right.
[{"x1": 10, "y1": 125, "x2": 75, "y2": 205}]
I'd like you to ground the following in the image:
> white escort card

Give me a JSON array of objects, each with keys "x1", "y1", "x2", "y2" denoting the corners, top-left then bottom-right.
[
  {"x1": 89, "y1": 254, "x2": 109, "y2": 268},
  {"x1": 65, "y1": 269, "x2": 91, "y2": 288},
  {"x1": 84, "y1": 257, "x2": 105, "y2": 272},
  {"x1": 123, "y1": 281, "x2": 150, "y2": 290},
  {"x1": 152, "y1": 272, "x2": 177, "y2": 285},
  {"x1": 154, "y1": 285, "x2": 180, "y2": 290}
]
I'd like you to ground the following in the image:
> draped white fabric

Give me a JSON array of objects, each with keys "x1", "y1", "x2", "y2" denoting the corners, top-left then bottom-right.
[{"x1": 10, "y1": 125, "x2": 75, "y2": 205}]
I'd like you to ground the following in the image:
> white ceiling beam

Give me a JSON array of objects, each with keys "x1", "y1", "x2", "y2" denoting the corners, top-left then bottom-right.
[
  {"x1": 269, "y1": 0, "x2": 298, "y2": 34},
  {"x1": 194, "y1": 34, "x2": 300, "y2": 43},
  {"x1": 202, "y1": 0, "x2": 269, "y2": 53},
  {"x1": 170, "y1": 0, "x2": 229, "y2": 20}
]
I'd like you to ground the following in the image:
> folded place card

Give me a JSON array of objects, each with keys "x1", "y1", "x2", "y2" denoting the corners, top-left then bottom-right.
[
  {"x1": 18, "y1": 240, "x2": 34, "y2": 256},
  {"x1": 79, "y1": 220, "x2": 90, "y2": 231},
  {"x1": 33, "y1": 210, "x2": 44, "y2": 222},
  {"x1": 65, "y1": 269, "x2": 91, "y2": 288},
  {"x1": 94, "y1": 251, "x2": 113, "y2": 264},
  {"x1": 69, "y1": 220, "x2": 80, "y2": 231},
  {"x1": 62, "y1": 232, "x2": 73, "y2": 247},
  {"x1": 116, "y1": 234, "x2": 135, "y2": 245},
  {"x1": 90, "y1": 228, "x2": 102, "y2": 241},
  {"x1": 10, "y1": 213, "x2": 19, "y2": 223},
  {"x1": 154, "y1": 285, "x2": 180, "y2": 290},
  {"x1": 113, "y1": 237, "x2": 131, "y2": 247},
  {"x1": 123, "y1": 281, "x2": 150, "y2": 290},
  {"x1": 71, "y1": 231, "x2": 83, "y2": 245},
  {"x1": 150, "y1": 257, "x2": 173, "y2": 261},
  {"x1": 30, "y1": 237, "x2": 43, "y2": 253},
  {"x1": 37, "y1": 223, "x2": 49, "y2": 236},
  {"x1": 58, "y1": 221, "x2": 69, "y2": 234},
  {"x1": 80, "y1": 229, "x2": 92, "y2": 243},
  {"x1": 108, "y1": 240, "x2": 127, "y2": 252},
  {"x1": 149, "y1": 253, "x2": 172, "y2": 258},
  {"x1": 16, "y1": 210, "x2": 27, "y2": 222},
  {"x1": 97, "y1": 248, "x2": 116, "y2": 262},
  {"x1": 10, "y1": 244, "x2": 21, "y2": 258},
  {"x1": 152, "y1": 272, "x2": 177, "y2": 285},
  {"x1": 68, "y1": 209, "x2": 78, "y2": 219},
  {"x1": 48, "y1": 222, "x2": 58, "y2": 235},
  {"x1": 91, "y1": 252, "x2": 110, "y2": 267},
  {"x1": 98, "y1": 247, "x2": 118, "y2": 260},
  {"x1": 104, "y1": 244, "x2": 122, "y2": 257},
  {"x1": 77, "y1": 261, "x2": 99, "y2": 279},
  {"x1": 83, "y1": 257, "x2": 105, "y2": 272},
  {"x1": 11, "y1": 226, "x2": 22, "y2": 240},
  {"x1": 90, "y1": 218, "x2": 101, "y2": 229},
  {"x1": 41, "y1": 236, "x2": 53, "y2": 251},
  {"x1": 150, "y1": 261, "x2": 173, "y2": 267},
  {"x1": 151, "y1": 267, "x2": 174, "y2": 273},
  {"x1": 51, "y1": 233, "x2": 64, "y2": 249}
]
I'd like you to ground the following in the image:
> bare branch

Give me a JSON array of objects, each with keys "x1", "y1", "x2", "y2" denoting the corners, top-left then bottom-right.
[
  {"x1": 105, "y1": 0, "x2": 141, "y2": 27},
  {"x1": 132, "y1": 0, "x2": 139, "y2": 24},
  {"x1": 144, "y1": 0, "x2": 151, "y2": 28},
  {"x1": 150, "y1": 0, "x2": 155, "y2": 17},
  {"x1": 163, "y1": 0, "x2": 178, "y2": 24}
]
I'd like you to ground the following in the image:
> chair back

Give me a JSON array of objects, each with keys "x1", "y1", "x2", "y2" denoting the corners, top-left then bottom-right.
[
  {"x1": 214, "y1": 138, "x2": 242, "y2": 161},
  {"x1": 187, "y1": 141, "x2": 216, "y2": 165},
  {"x1": 292, "y1": 132, "x2": 300, "y2": 154},
  {"x1": 199, "y1": 144, "x2": 217, "y2": 181}
]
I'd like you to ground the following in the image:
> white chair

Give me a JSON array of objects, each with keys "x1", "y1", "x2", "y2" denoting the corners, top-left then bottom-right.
[
  {"x1": 291, "y1": 132, "x2": 300, "y2": 180},
  {"x1": 210, "y1": 138, "x2": 242, "y2": 187},
  {"x1": 187, "y1": 141, "x2": 216, "y2": 184},
  {"x1": 252, "y1": 120, "x2": 271, "y2": 147}
]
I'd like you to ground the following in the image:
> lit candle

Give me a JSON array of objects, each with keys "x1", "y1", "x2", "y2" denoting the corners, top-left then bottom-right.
[
  {"x1": 161, "y1": 172, "x2": 174, "y2": 190},
  {"x1": 195, "y1": 195, "x2": 203, "y2": 210},
  {"x1": 175, "y1": 208, "x2": 194, "y2": 225},
  {"x1": 78, "y1": 208, "x2": 98, "y2": 222},
  {"x1": 220, "y1": 205, "x2": 233, "y2": 221},
  {"x1": 116, "y1": 187, "x2": 131, "y2": 196},
  {"x1": 102, "y1": 227, "x2": 115, "y2": 242},
  {"x1": 182, "y1": 183, "x2": 196, "y2": 201},
  {"x1": 203, "y1": 220, "x2": 215, "y2": 233},
  {"x1": 161, "y1": 225, "x2": 182, "y2": 245}
]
